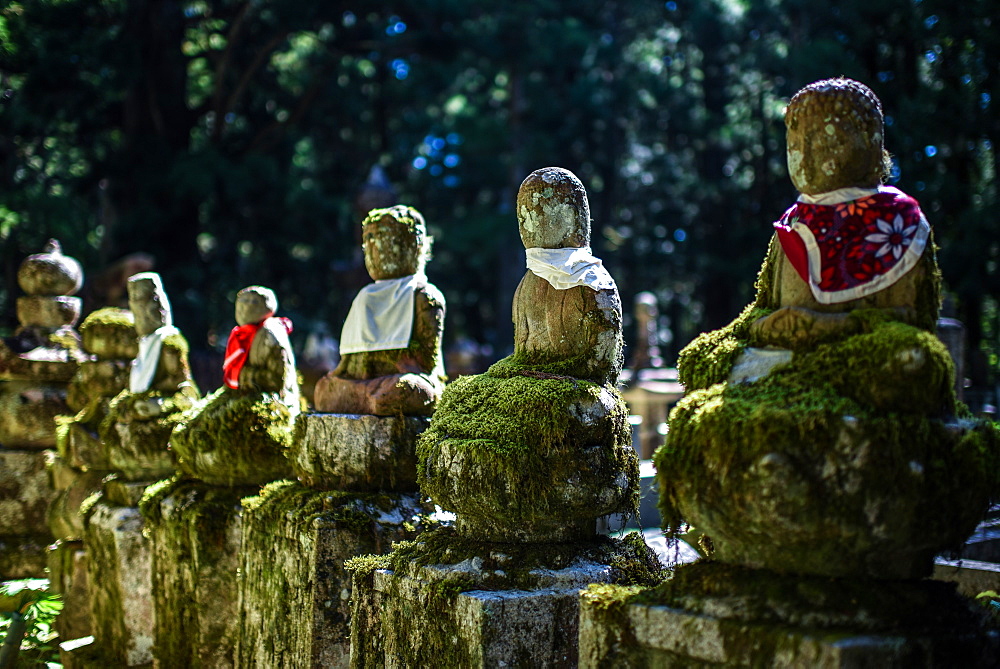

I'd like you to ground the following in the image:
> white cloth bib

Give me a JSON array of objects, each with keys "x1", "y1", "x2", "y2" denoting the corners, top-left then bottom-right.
[
  {"x1": 525, "y1": 247, "x2": 616, "y2": 291},
  {"x1": 130, "y1": 325, "x2": 180, "y2": 392},
  {"x1": 339, "y1": 273, "x2": 425, "y2": 354}
]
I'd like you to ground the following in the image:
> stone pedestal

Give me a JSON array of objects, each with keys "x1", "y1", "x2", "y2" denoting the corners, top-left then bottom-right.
[
  {"x1": 48, "y1": 539, "x2": 92, "y2": 641},
  {"x1": 349, "y1": 529, "x2": 661, "y2": 668},
  {"x1": 141, "y1": 478, "x2": 252, "y2": 669},
  {"x1": 578, "y1": 562, "x2": 1000, "y2": 668},
  {"x1": 79, "y1": 480, "x2": 156, "y2": 667},
  {"x1": 290, "y1": 413, "x2": 427, "y2": 491},
  {"x1": 0, "y1": 448, "x2": 57, "y2": 577},
  {"x1": 236, "y1": 413, "x2": 432, "y2": 668}
]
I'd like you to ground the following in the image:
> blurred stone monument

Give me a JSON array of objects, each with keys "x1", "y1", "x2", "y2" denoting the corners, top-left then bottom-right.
[
  {"x1": 140, "y1": 285, "x2": 298, "y2": 668},
  {"x1": 579, "y1": 78, "x2": 1000, "y2": 667},
  {"x1": 49, "y1": 307, "x2": 136, "y2": 641},
  {"x1": 0, "y1": 240, "x2": 85, "y2": 578},
  {"x1": 236, "y1": 207, "x2": 439, "y2": 668},
  {"x1": 348, "y1": 169, "x2": 661, "y2": 667},
  {"x1": 75, "y1": 272, "x2": 198, "y2": 668}
]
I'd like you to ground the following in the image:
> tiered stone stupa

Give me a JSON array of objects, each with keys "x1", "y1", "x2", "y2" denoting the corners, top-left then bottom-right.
[
  {"x1": 236, "y1": 206, "x2": 440, "y2": 668},
  {"x1": 348, "y1": 168, "x2": 660, "y2": 667},
  {"x1": 140, "y1": 285, "x2": 299, "y2": 668},
  {"x1": 49, "y1": 307, "x2": 136, "y2": 641},
  {"x1": 579, "y1": 78, "x2": 1000, "y2": 667},
  {"x1": 78, "y1": 272, "x2": 198, "y2": 668},
  {"x1": 0, "y1": 239, "x2": 85, "y2": 578}
]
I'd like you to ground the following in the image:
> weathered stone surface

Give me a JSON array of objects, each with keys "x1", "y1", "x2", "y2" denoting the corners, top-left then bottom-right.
[
  {"x1": 48, "y1": 539, "x2": 92, "y2": 640},
  {"x1": 0, "y1": 448, "x2": 54, "y2": 535},
  {"x1": 0, "y1": 381, "x2": 70, "y2": 447},
  {"x1": 349, "y1": 531, "x2": 662, "y2": 668},
  {"x1": 237, "y1": 482, "x2": 429, "y2": 669},
  {"x1": 0, "y1": 534, "x2": 49, "y2": 579},
  {"x1": 17, "y1": 295, "x2": 82, "y2": 328},
  {"x1": 69, "y1": 361, "x2": 131, "y2": 411},
  {"x1": 17, "y1": 239, "x2": 83, "y2": 297},
  {"x1": 84, "y1": 499, "x2": 155, "y2": 667},
  {"x1": 102, "y1": 404, "x2": 180, "y2": 482},
  {"x1": 578, "y1": 577, "x2": 1000, "y2": 668},
  {"x1": 103, "y1": 477, "x2": 155, "y2": 508},
  {"x1": 57, "y1": 420, "x2": 111, "y2": 471},
  {"x1": 142, "y1": 479, "x2": 253, "y2": 669},
  {"x1": 0, "y1": 335, "x2": 80, "y2": 382},
  {"x1": 290, "y1": 413, "x2": 427, "y2": 492},
  {"x1": 48, "y1": 466, "x2": 107, "y2": 541},
  {"x1": 78, "y1": 307, "x2": 137, "y2": 361}
]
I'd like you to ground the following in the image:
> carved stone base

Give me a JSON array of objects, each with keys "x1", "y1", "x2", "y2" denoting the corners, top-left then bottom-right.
[
  {"x1": 143, "y1": 479, "x2": 253, "y2": 669},
  {"x1": 0, "y1": 380, "x2": 69, "y2": 447},
  {"x1": 48, "y1": 539, "x2": 92, "y2": 641},
  {"x1": 84, "y1": 498, "x2": 155, "y2": 667},
  {"x1": 236, "y1": 482, "x2": 428, "y2": 668},
  {"x1": 578, "y1": 562, "x2": 1000, "y2": 668},
  {"x1": 289, "y1": 413, "x2": 428, "y2": 491},
  {"x1": 0, "y1": 447, "x2": 55, "y2": 576},
  {"x1": 350, "y1": 531, "x2": 660, "y2": 668}
]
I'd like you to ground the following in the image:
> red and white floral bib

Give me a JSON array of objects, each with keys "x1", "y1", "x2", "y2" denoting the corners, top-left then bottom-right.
[{"x1": 774, "y1": 186, "x2": 930, "y2": 304}]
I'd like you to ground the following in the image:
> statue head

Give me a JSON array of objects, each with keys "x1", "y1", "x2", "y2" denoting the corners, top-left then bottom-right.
[
  {"x1": 784, "y1": 77, "x2": 890, "y2": 195},
  {"x1": 235, "y1": 286, "x2": 277, "y2": 326},
  {"x1": 516, "y1": 167, "x2": 590, "y2": 250},
  {"x1": 361, "y1": 205, "x2": 428, "y2": 281},
  {"x1": 127, "y1": 272, "x2": 172, "y2": 336}
]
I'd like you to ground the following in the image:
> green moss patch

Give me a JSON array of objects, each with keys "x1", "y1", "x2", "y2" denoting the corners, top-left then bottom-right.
[{"x1": 416, "y1": 366, "x2": 637, "y2": 533}]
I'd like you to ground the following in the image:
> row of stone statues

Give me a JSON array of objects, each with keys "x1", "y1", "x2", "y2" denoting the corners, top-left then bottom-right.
[{"x1": 3, "y1": 75, "x2": 998, "y2": 667}]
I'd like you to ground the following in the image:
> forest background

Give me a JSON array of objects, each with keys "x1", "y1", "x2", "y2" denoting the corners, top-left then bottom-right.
[{"x1": 1, "y1": 0, "x2": 997, "y2": 400}]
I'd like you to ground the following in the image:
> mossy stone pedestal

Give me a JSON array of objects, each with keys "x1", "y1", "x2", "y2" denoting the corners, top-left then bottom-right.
[
  {"x1": 350, "y1": 360, "x2": 648, "y2": 668},
  {"x1": 79, "y1": 479, "x2": 157, "y2": 667},
  {"x1": 139, "y1": 477, "x2": 253, "y2": 669},
  {"x1": 350, "y1": 530, "x2": 660, "y2": 669},
  {"x1": 578, "y1": 562, "x2": 1000, "y2": 667},
  {"x1": 235, "y1": 413, "x2": 432, "y2": 668}
]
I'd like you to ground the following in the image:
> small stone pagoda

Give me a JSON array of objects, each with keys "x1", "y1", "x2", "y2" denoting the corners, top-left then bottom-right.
[
  {"x1": 348, "y1": 168, "x2": 660, "y2": 667},
  {"x1": 579, "y1": 78, "x2": 1000, "y2": 666},
  {"x1": 140, "y1": 285, "x2": 299, "y2": 668},
  {"x1": 0, "y1": 240, "x2": 85, "y2": 578},
  {"x1": 236, "y1": 207, "x2": 440, "y2": 667},
  {"x1": 50, "y1": 307, "x2": 137, "y2": 641},
  {"x1": 78, "y1": 272, "x2": 198, "y2": 668}
]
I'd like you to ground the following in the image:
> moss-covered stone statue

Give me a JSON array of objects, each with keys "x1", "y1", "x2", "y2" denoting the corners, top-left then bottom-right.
[
  {"x1": 576, "y1": 78, "x2": 1000, "y2": 667},
  {"x1": 313, "y1": 205, "x2": 446, "y2": 416},
  {"x1": 418, "y1": 166, "x2": 636, "y2": 542},
  {"x1": 170, "y1": 285, "x2": 298, "y2": 485},
  {"x1": 99, "y1": 272, "x2": 198, "y2": 481},
  {"x1": 348, "y1": 168, "x2": 658, "y2": 667}
]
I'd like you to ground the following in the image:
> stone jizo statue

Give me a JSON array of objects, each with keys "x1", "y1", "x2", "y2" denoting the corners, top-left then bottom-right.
[
  {"x1": 170, "y1": 285, "x2": 298, "y2": 485},
  {"x1": 223, "y1": 286, "x2": 299, "y2": 412},
  {"x1": 313, "y1": 205, "x2": 445, "y2": 416},
  {"x1": 513, "y1": 166, "x2": 623, "y2": 384}
]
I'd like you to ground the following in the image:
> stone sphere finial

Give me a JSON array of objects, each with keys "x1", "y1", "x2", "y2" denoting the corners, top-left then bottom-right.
[
  {"x1": 784, "y1": 77, "x2": 889, "y2": 195},
  {"x1": 516, "y1": 167, "x2": 591, "y2": 250},
  {"x1": 127, "y1": 272, "x2": 172, "y2": 335},
  {"x1": 235, "y1": 285, "x2": 278, "y2": 326},
  {"x1": 17, "y1": 238, "x2": 84, "y2": 296},
  {"x1": 361, "y1": 205, "x2": 427, "y2": 281}
]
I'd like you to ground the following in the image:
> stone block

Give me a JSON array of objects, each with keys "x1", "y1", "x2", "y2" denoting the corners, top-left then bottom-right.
[
  {"x1": 58, "y1": 421, "x2": 111, "y2": 471},
  {"x1": 577, "y1": 596, "x2": 1000, "y2": 668},
  {"x1": 48, "y1": 539, "x2": 92, "y2": 640},
  {"x1": 0, "y1": 381, "x2": 69, "y2": 447},
  {"x1": 48, "y1": 467, "x2": 108, "y2": 541},
  {"x1": 84, "y1": 499, "x2": 155, "y2": 667},
  {"x1": 0, "y1": 534, "x2": 49, "y2": 579},
  {"x1": 0, "y1": 447, "x2": 55, "y2": 536},
  {"x1": 289, "y1": 413, "x2": 428, "y2": 491},
  {"x1": 349, "y1": 532, "x2": 660, "y2": 668},
  {"x1": 237, "y1": 481, "x2": 428, "y2": 668},
  {"x1": 142, "y1": 479, "x2": 254, "y2": 669}
]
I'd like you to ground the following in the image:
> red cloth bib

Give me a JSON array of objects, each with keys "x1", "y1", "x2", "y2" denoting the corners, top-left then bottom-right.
[
  {"x1": 774, "y1": 186, "x2": 930, "y2": 304},
  {"x1": 222, "y1": 317, "x2": 292, "y2": 389}
]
